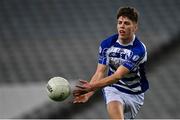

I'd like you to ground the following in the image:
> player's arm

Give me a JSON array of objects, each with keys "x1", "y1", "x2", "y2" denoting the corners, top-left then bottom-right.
[
  {"x1": 74, "y1": 65, "x2": 129, "y2": 96},
  {"x1": 85, "y1": 63, "x2": 107, "y2": 97},
  {"x1": 91, "y1": 65, "x2": 129, "y2": 90},
  {"x1": 73, "y1": 63, "x2": 107, "y2": 103}
]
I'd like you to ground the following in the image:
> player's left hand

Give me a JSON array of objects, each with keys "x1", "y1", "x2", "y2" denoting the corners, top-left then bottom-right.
[{"x1": 73, "y1": 80, "x2": 94, "y2": 96}]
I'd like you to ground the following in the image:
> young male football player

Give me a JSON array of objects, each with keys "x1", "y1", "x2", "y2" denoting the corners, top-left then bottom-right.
[{"x1": 73, "y1": 7, "x2": 149, "y2": 119}]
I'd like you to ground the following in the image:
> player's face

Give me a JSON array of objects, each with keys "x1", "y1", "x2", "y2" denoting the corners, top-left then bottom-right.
[{"x1": 117, "y1": 16, "x2": 137, "y2": 41}]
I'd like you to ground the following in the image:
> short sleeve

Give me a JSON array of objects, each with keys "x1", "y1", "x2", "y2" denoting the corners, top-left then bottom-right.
[
  {"x1": 98, "y1": 45, "x2": 108, "y2": 65},
  {"x1": 98, "y1": 34, "x2": 119, "y2": 65}
]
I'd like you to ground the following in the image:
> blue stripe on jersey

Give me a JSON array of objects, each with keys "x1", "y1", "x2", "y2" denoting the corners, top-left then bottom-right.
[
  {"x1": 121, "y1": 76, "x2": 139, "y2": 81},
  {"x1": 98, "y1": 34, "x2": 149, "y2": 94},
  {"x1": 116, "y1": 81, "x2": 140, "y2": 89}
]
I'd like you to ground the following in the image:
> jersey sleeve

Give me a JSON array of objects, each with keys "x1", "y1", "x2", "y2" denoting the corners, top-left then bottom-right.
[
  {"x1": 98, "y1": 42, "x2": 108, "y2": 65},
  {"x1": 122, "y1": 49, "x2": 147, "y2": 71}
]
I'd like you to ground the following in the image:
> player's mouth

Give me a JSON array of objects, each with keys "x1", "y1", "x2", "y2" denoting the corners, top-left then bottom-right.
[{"x1": 119, "y1": 30, "x2": 126, "y2": 35}]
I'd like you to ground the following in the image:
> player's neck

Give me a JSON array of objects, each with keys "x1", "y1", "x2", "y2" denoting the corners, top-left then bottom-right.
[
  {"x1": 119, "y1": 38, "x2": 132, "y2": 44},
  {"x1": 118, "y1": 35, "x2": 134, "y2": 45}
]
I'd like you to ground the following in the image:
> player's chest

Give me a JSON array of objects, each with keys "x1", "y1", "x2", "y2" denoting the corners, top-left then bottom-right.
[{"x1": 107, "y1": 46, "x2": 133, "y2": 60}]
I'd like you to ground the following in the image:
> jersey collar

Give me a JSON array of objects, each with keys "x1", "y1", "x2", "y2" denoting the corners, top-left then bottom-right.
[{"x1": 117, "y1": 34, "x2": 135, "y2": 46}]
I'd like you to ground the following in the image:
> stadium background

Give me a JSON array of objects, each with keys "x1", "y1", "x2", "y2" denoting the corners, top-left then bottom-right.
[{"x1": 0, "y1": 0, "x2": 180, "y2": 119}]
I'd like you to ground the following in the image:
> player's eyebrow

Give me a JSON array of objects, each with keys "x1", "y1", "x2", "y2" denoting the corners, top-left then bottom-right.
[{"x1": 117, "y1": 19, "x2": 130, "y2": 23}]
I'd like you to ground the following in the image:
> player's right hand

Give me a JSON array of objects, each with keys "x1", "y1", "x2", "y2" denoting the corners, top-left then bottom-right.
[
  {"x1": 73, "y1": 91, "x2": 94, "y2": 104},
  {"x1": 73, "y1": 94, "x2": 89, "y2": 103},
  {"x1": 73, "y1": 80, "x2": 94, "y2": 96}
]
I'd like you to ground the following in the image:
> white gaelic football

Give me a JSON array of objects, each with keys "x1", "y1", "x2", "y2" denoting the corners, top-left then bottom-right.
[{"x1": 46, "y1": 77, "x2": 71, "y2": 101}]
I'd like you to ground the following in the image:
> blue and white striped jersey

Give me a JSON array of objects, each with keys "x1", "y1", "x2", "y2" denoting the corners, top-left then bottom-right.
[{"x1": 99, "y1": 34, "x2": 149, "y2": 94}]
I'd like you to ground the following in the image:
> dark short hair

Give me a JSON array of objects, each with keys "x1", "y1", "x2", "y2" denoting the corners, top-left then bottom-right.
[{"x1": 117, "y1": 7, "x2": 139, "y2": 23}]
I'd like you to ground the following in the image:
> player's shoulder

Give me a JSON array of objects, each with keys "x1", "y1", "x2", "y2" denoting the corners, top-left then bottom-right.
[
  {"x1": 100, "y1": 34, "x2": 118, "y2": 48},
  {"x1": 133, "y1": 37, "x2": 147, "y2": 55}
]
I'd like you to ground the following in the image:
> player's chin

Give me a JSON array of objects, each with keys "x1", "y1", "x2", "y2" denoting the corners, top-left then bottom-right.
[
  {"x1": 119, "y1": 35, "x2": 128, "y2": 40},
  {"x1": 118, "y1": 32, "x2": 126, "y2": 38}
]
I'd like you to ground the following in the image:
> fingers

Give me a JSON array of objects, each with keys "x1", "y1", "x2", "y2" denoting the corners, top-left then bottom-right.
[
  {"x1": 79, "y1": 80, "x2": 88, "y2": 84},
  {"x1": 71, "y1": 80, "x2": 92, "y2": 104},
  {"x1": 73, "y1": 89, "x2": 80, "y2": 96},
  {"x1": 75, "y1": 85, "x2": 86, "y2": 89},
  {"x1": 73, "y1": 98, "x2": 84, "y2": 104},
  {"x1": 72, "y1": 95, "x2": 87, "y2": 104},
  {"x1": 73, "y1": 90, "x2": 80, "y2": 96},
  {"x1": 73, "y1": 89, "x2": 87, "y2": 96},
  {"x1": 72, "y1": 79, "x2": 91, "y2": 97}
]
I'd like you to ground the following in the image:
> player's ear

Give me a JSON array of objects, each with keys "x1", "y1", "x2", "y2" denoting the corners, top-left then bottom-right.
[{"x1": 133, "y1": 23, "x2": 138, "y2": 32}]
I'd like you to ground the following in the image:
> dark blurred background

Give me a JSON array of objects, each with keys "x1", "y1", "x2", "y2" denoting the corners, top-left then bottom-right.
[{"x1": 0, "y1": 0, "x2": 180, "y2": 119}]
